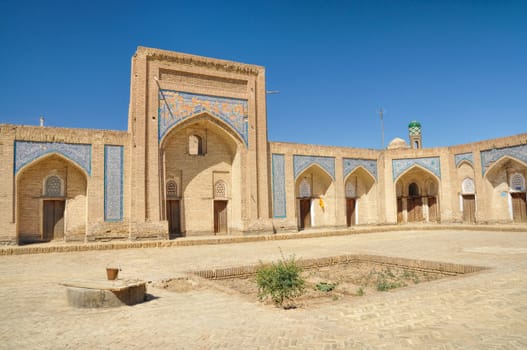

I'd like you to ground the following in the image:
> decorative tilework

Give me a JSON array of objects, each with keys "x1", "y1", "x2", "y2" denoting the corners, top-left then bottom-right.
[
  {"x1": 343, "y1": 158, "x2": 377, "y2": 180},
  {"x1": 481, "y1": 144, "x2": 527, "y2": 175},
  {"x1": 104, "y1": 145, "x2": 123, "y2": 222},
  {"x1": 158, "y1": 90, "x2": 249, "y2": 145},
  {"x1": 455, "y1": 152, "x2": 473, "y2": 167},
  {"x1": 392, "y1": 157, "x2": 441, "y2": 180},
  {"x1": 14, "y1": 141, "x2": 91, "y2": 175},
  {"x1": 293, "y1": 155, "x2": 335, "y2": 180},
  {"x1": 271, "y1": 154, "x2": 286, "y2": 218}
]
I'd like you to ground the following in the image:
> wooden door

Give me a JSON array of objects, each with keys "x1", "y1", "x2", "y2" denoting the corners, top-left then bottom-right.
[
  {"x1": 397, "y1": 198, "x2": 403, "y2": 224},
  {"x1": 299, "y1": 199, "x2": 311, "y2": 229},
  {"x1": 407, "y1": 197, "x2": 423, "y2": 222},
  {"x1": 346, "y1": 198, "x2": 356, "y2": 226},
  {"x1": 511, "y1": 192, "x2": 527, "y2": 223},
  {"x1": 214, "y1": 200, "x2": 228, "y2": 234},
  {"x1": 428, "y1": 196, "x2": 438, "y2": 222},
  {"x1": 43, "y1": 200, "x2": 65, "y2": 241},
  {"x1": 462, "y1": 195, "x2": 476, "y2": 223},
  {"x1": 166, "y1": 200, "x2": 181, "y2": 235}
]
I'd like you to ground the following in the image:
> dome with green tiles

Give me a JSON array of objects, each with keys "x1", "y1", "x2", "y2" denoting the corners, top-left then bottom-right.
[{"x1": 408, "y1": 120, "x2": 422, "y2": 136}]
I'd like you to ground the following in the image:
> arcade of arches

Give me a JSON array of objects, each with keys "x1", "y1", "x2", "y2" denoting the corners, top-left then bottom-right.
[{"x1": 0, "y1": 46, "x2": 526, "y2": 244}]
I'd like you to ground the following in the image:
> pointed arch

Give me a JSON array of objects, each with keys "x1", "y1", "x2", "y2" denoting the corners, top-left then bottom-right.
[
  {"x1": 456, "y1": 159, "x2": 474, "y2": 169},
  {"x1": 294, "y1": 163, "x2": 334, "y2": 183},
  {"x1": 394, "y1": 164, "x2": 441, "y2": 184},
  {"x1": 159, "y1": 111, "x2": 246, "y2": 149},
  {"x1": 16, "y1": 152, "x2": 90, "y2": 181},
  {"x1": 484, "y1": 155, "x2": 527, "y2": 178}
]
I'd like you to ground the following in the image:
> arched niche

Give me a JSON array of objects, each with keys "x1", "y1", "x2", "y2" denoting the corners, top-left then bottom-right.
[
  {"x1": 294, "y1": 164, "x2": 335, "y2": 230},
  {"x1": 394, "y1": 165, "x2": 441, "y2": 223},
  {"x1": 16, "y1": 153, "x2": 87, "y2": 243},
  {"x1": 344, "y1": 167, "x2": 376, "y2": 226}
]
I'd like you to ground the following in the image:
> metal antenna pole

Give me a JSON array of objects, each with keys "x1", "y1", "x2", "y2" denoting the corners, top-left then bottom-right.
[{"x1": 378, "y1": 108, "x2": 385, "y2": 149}]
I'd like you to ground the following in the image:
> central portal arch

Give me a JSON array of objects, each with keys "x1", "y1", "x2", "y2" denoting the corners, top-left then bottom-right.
[{"x1": 160, "y1": 114, "x2": 243, "y2": 236}]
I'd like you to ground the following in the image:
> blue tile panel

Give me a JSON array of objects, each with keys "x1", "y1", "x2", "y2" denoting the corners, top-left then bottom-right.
[
  {"x1": 293, "y1": 155, "x2": 335, "y2": 180},
  {"x1": 343, "y1": 158, "x2": 377, "y2": 181},
  {"x1": 104, "y1": 145, "x2": 123, "y2": 222},
  {"x1": 481, "y1": 144, "x2": 527, "y2": 175},
  {"x1": 271, "y1": 154, "x2": 286, "y2": 218},
  {"x1": 454, "y1": 152, "x2": 474, "y2": 167},
  {"x1": 14, "y1": 141, "x2": 91, "y2": 175},
  {"x1": 392, "y1": 157, "x2": 441, "y2": 180},
  {"x1": 158, "y1": 90, "x2": 249, "y2": 146}
]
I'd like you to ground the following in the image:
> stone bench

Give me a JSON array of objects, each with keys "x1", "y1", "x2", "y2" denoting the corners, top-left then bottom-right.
[{"x1": 61, "y1": 279, "x2": 146, "y2": 308}]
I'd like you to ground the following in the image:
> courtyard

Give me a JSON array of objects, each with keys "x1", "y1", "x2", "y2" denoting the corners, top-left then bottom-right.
[{"x1": 1, "y1": 228, "x2": 527, "y2": 349}]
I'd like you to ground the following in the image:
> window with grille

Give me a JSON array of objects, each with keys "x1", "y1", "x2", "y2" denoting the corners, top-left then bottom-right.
[
  {"x1": 166, "y1": 180, "x2": 178, "y2": 198},
  {"x1": 45, "y1": 176, "x2": 62, "y2": 197},
  {"x1": 461, "y1": 178, "x2": 475, "y2": 194},
  {"x1": 345, "y1": 181, "x2": 356, "y2": 198},
  {"x1": 299, "y1": 178, "x2": 311, "y2": 198},
  {"x1": 510, "y1": 173, "x2": 525, "y2": 191},
  {"x1": 214, "y1": 181, "x2": 227, "y2": 198},
  {"x1": 408, "y1": 183, "x2": 420, "y2": 197}
]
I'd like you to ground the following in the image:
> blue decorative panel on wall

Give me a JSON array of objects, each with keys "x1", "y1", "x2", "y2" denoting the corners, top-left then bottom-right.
[
  {"x1": 14, "y1": 141, "x2": 91, "y2": 175},
  {"x1": 481, "y1": 144, "x2": 527, "y2": 175},
  {"x1": 293, "y1": 155, "x2": 335, "y2": 180},
  {"x1": 104, "y1": 145, "x2": 123, "y2": 221},
  {"x1": 392, "y1": 157, "x2": 441, "y2": 180},
  {"x1": 454, "y1": 152, "x2": 473, "y2": 167},
  {"x1": 272, "y1": 154, "x2": 286, "y2": 218},
  {"x1": 343, "y1": 158, "x2": 377, "y2": 180},
  {"x1": 158, "y1": 90, "x2": 249, "y2": 145}
]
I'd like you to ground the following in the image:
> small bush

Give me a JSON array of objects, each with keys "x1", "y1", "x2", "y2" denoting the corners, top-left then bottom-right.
[
  {"x1": 315, "y1": 282, "x2": 337, "y2": 292},
  {"x1": 256, "y1": 254, "x2": 305, "y2": 308},
  {"x1": 356, "y1": 287, "x2": 365, "y2": 296}
]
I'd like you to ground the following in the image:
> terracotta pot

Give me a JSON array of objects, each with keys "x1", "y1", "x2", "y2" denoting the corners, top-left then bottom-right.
[{"x1": 106, "y1": 267, "x2": 119, "y2": 280}]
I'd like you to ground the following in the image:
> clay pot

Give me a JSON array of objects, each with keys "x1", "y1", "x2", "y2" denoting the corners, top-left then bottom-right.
[{"x1": 106, "y1": 267, "x2": 119, "y2": 280}]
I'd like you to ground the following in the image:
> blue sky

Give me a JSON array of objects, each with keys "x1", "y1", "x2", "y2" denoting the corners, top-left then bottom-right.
[{"x1": 0, "y1": 0, "x2": 526, "y2": 149}]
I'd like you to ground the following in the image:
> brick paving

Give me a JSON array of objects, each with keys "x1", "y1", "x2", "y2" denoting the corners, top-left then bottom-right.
[{"x1": 1, "y1": 229, "x2": 527, "y2": 349}]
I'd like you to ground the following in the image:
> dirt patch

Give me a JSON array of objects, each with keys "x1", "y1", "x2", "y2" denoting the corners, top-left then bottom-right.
[{"x1": 212, "y1": 262, "x2": 446, "y2": 307}]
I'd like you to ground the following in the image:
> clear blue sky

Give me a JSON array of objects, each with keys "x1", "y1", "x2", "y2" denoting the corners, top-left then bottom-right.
[{"x1": 1, "y1": 0, "x2": 526, "y2": 149}]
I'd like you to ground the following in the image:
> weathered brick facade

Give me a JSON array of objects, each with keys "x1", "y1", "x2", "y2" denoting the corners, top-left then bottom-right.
[{"x1": 0, "y1": 46, "x2": 525, "y2": 245}]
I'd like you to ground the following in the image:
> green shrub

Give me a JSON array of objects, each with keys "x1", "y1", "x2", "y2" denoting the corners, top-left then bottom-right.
[
  {"x1": 315, "y1": 282, "x2": 337, "y2": 292},
  {"x1": 256, "y1": 255, "x2": 305, "y2": 308}
]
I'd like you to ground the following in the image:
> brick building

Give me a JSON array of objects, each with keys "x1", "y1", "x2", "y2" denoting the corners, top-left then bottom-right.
[{"x1": 1, "y1": 47, "x2": 526, "y2": 244}]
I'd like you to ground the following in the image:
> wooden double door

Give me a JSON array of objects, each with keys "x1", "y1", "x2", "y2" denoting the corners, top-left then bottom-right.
[
  {"x1": 43, "y1": 200, "x2": 65, "y2": 241},
  {"x1": 214, "y1": 200, "x2": 228, "y2": 234},
  {"x1": 407, "y1": 197, "x2": 423, "y2": 222},
  {"x1": 462, "y1": 194, "x2": 476, "y2": 223},
  {"x1": 511, "y1": 192, "x2": 527, "y2": 223},
  {"x1": 299, "y1": 199, "x2": 311, "y2": 230},
  {"x1": 346, "y1": 198, "x2": 356, "y2": 226},
  {"x1": 166, "y1": 200, "x2": 181, "y2": 236}
]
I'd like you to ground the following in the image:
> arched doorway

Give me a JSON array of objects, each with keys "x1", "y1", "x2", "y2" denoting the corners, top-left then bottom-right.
[
  {"x1": 294, "y1": 165, "x2": 334, "y2": 230},
  {"x1": 395, "y1": 166, "x2": 440, "y2": 224},
  {"x1": 461, "y1": 177, "x2": 476, "y2": 223},
  {"x1": 165, "y1": 180, "x2": 181, "y2": 236},
  {"x1": 344, "y1": 167, "x2": 375, "y2": 226},
  {"x1": 16, "y1": 154, "x2": 87, "y2": 243},
  {"x1": 485, "y1": 157, "x2": 527, "y2": 223},
  {"x1": 160, "y1": 115, "x2": 242, "y2": 235}
]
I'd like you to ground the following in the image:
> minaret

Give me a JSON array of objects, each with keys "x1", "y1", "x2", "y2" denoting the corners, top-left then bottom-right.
[{"x1": 408, "y1": 120, "x2": 422, "y2": 149}]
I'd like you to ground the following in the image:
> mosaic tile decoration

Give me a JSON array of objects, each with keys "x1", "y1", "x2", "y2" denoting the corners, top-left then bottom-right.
[
  {"x1": 14, "y1": 141, "x2": 91, "y2": 175},
  {"x1": 392, "y1": 157, "x2": 441, "y2": 180},
  {"x1": 293, "y1": 155, "x2": 335, "y2": 180},
  {"x1": 343, "y1": 158, "x2": 378, "y2": 180},
  {"x1": 455, "y1": 152, "x2": 473, "y2": 167},
  {"x1": 272, "y1": 154, "x2": 286, "y2": 218},
  {"x1": 481, "y1": 144, "x2": 527, "y2": 175},
  {"x1": 158, "y1": 90, "x2": 249, "y2": 145},
  {"x1": 104, "y1": 145, "x2": 123, "y2": 222}
]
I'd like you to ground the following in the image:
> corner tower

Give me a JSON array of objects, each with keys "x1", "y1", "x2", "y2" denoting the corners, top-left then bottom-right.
[{"x1": 408, "y1": 120, "x2": 422, "y2": 149}]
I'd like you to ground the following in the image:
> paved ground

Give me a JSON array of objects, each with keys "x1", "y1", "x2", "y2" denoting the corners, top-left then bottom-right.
[{"x1": 1, "y1": 229, "x2": 527, "y2": 349}]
